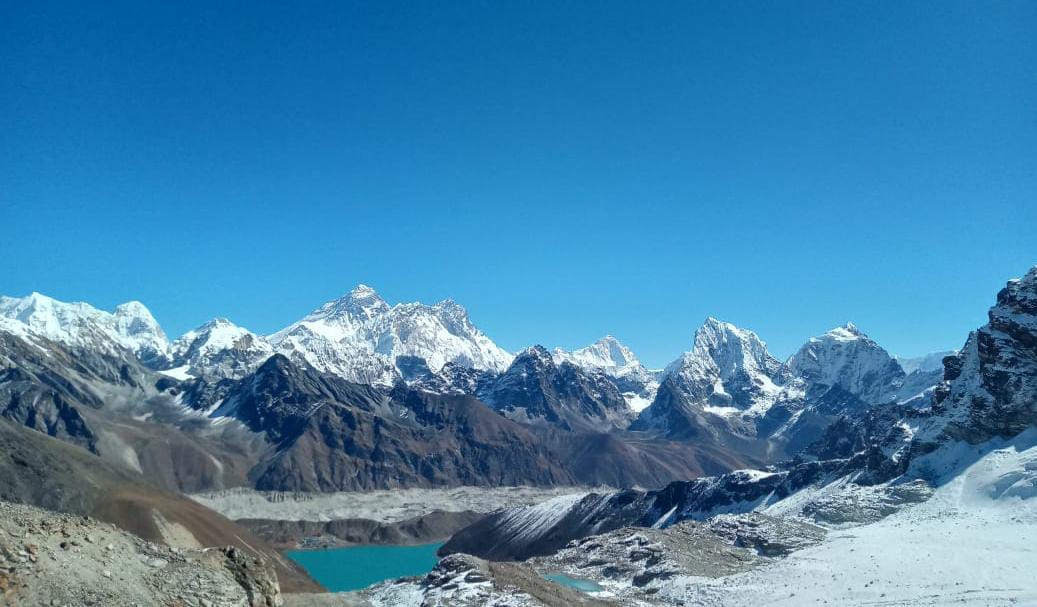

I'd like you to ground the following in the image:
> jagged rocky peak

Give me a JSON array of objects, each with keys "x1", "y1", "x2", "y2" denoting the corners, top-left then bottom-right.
[
  {"x1": 311, "y1": 283, "x2": 391, "y2": 322},
  {"x1": 553, "y1": 336, "x2": 659, "y2": 409},
  {"x1": 785, "y1": 322, "x2": 904, "y2": 404},
  {"x1": 660, "y1": 317, "x2": 782, "y2": 409},
  {"x1": 693, "y1": 317, "x2": 782, "y2": 378},
  {"x1": 921, "y1": 266, "x2": 1037, "y2": 444},
  {"x1": 170, "y1": 317, "x2": 274, "y2": 380},
  {"x1": 483, "y1": 344, "x2": 635, "y2": 432},
  {"x1": 0, "y1": 291, "x2": 170, "y2": 367},
  {"x1": 381, "y1": 297, "x2": 513, "y2": 373},
  {"x1": 512, "y1": 344, "x2": 557, "y2": 371}
]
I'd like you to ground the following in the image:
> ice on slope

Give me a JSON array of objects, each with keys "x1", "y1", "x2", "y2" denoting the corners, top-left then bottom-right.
[{"x1": 158, "y1": 365, "x2": 194, "y2": 381}]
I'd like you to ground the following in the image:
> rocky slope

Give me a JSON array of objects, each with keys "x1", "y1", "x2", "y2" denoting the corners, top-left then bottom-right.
[
  {"x1": 181, "y1": 354, "x2": 749, "y2": 491},
  {"x1": 365, "y1": 553, "x2": 612, "y2": 607},
  {"x1": 0, "y1": 417, "x2": 320, "y2": 593},
  {"x1": 0, "y1": 500, "x2": 284, "y2": 606}
]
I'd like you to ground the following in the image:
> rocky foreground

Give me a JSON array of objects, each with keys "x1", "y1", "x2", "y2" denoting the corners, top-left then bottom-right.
[{"x1": 0, "y1": 501, "x2": 282, "y2": 607}]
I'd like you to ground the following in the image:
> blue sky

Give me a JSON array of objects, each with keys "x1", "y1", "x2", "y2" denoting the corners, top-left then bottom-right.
[{"x1": 1, "y1": 1, "x2": 1034, "y2": 367}]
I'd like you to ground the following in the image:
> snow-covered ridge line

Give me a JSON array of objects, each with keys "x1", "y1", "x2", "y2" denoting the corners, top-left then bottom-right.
[
  {"x1": 0, "y1": 284, "x2": 957, "y2": 395},
  {"x1": 266, "y1": 284, "x2": 513, "y2": 385},
  {"x1": 0, "y1": 291, "x2": 171, "y2": 367}
]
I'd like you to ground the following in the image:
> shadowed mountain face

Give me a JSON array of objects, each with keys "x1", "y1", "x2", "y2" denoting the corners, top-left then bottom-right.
[
  {"x1": 187, "y1": 354, "x2": 754, "y2": 491},
  {"x1": 0, "y1": 323, "x2": 755, "y2": 494},
  {"x1": 477, "y1": 346, "x2": 635, "y2": 433}
]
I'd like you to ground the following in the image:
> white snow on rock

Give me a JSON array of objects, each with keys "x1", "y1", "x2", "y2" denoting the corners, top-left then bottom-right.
[
  {"x1": 268, "y1": 284, "x2": 512, "y2": 385},
  {"x1": 658, "y1": 430, "x2": 1037, "y2": 606},
  {"x1": 784, "y1": 322, "x2": 905, "y2": 405},
  {"x1": 553, "y1": 335, "x2": 659, "y2": 410},
  {"x1": 552, "y1": 335, "x2": 642, "y2": 376},
  {"x1": 476, "y1": 493, "x2": 589, "y2": 544},
  {"x1": 654, "y1": 317, "x2": 785, "y2": 416},
  {"x1": 655, "y1": 317, "x2": 915, "y2": 420},
  {"x1": 170, "y1": 318, "x2": 274, "y2": 379},
  {"x1": 0, "y1": 292, "x2": 170, "y2": 365},
  {"x1": 158, "y1": 365, "x2": 194, "y2": 381}
]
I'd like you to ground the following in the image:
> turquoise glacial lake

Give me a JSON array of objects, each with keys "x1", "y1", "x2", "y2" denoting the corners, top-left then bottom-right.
[
  {"x1": 543, "y1": 573, "x2": 605, "y2": 592},
  {"x1": 286, "y1": 543, "x2": 444, "y2": 592}
]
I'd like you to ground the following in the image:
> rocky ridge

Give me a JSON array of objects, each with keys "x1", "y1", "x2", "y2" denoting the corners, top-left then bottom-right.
[{"x1": 0, "y1": 500, "x2": 282, "y2": 607}]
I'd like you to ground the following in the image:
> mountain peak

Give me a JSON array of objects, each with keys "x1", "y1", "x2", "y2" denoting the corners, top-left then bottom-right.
[
  {"x1": 820, "y1": 323, "x2": 865, "y2": 342},
  {"x1": 270, "y1": 286, "x2": 511, "y2": 382},
  {"x1": 350, "y1": 284, "x2": 378, "y2": 298},
  {"x1": 519, "y1": 344, "x2": 553, "y2": 360},
  {"x1": 311, "y1": 284, "x2": 390, "y2": 321},
  {"x1": 787, "y1": 322, "x2": 902, "y2": 404},
  {"x1": 114, "y1": 300, "x2": 153, "y2": 316},
  {"x1": 553, "y1": 335, "x2": 642, "y2": 372},
  {"x1": 692, "y1": 318, "x2": 770, "y2": 356}
]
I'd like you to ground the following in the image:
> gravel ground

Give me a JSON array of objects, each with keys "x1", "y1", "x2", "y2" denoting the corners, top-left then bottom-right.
[{"x1": 0, "y1": 501, "x2": 281, "y2": 607}]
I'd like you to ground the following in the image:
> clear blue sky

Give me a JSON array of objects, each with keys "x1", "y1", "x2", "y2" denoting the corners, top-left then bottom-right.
[{"x1": 2, "y1": 1, "x2": 1034, "y2": 367}]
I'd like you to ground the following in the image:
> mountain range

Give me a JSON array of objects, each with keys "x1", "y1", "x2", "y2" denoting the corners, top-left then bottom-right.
[{"x1": 0, "y1": 281, "x2": 956, "y2": 495}]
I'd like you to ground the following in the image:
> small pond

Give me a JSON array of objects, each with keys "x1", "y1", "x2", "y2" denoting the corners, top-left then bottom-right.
[{"x1": 542, "y1": 572, "x2": 605, "y2": 593}]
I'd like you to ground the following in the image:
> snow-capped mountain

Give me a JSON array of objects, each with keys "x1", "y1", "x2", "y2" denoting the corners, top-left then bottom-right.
[
  {"x1": 552, "y1": 335, "x2": 642, "y2": 375},
  {"x1": 552, "y1": 336, "x2": 659, "y2": 412},
  {"x1": 784, "y1": 322, "x2": 905, "y2": 405},
  {"x1": 892, "y1": 349, "x2": 956, "y2": 407},
  {"x1": 632, "y1": 318, "x2": 940, "y2": 458},
  {"x1": 0, "y1": 292, "x2": 170, "y2": 367},
  {"x1": 660, "y1": 318, "x2": 784, "y2": 415},
  {"x1": 169, "y1": 318, "x2": 274, "y2": 380},
  {"x1": 267, "y1": 285, "x2": 512, "y2": 386}
]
